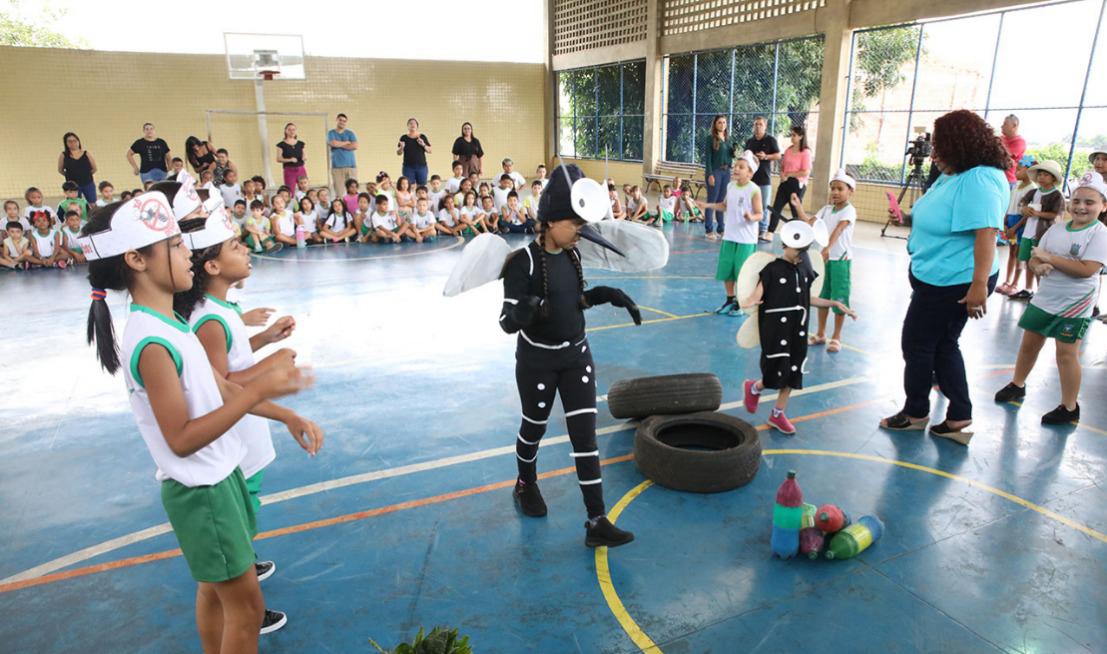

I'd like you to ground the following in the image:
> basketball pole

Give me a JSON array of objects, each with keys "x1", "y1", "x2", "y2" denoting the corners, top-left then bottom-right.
[{"x1": 255, "y1": 77, "x2": 274, "y2": 190}]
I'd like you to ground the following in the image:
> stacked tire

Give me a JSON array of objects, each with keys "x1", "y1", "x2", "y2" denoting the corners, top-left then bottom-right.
[{"x1": 608, "y1": 373, "x2": 761, "y2": 493}]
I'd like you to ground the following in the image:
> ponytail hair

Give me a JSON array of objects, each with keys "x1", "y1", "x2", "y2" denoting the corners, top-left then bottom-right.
[
  {"x1": 82, "y1": 202, "x2": 155, "y2": 374},
  {"x1": 173, "y1": 217, "x2": 225, "y2": 319}
]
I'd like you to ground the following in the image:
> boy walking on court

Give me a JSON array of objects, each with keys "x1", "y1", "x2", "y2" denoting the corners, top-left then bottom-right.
[
  {"x1": 697, "y1": 151, "x2": 763, "y2": 316},
  {"x1": 1012, "y1": 160, "x2": 1065, "y2": 300}
]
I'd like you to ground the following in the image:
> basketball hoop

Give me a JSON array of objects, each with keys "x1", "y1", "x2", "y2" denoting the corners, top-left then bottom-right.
[{"x1": 258, "y1": 70, "x2": 280, "y2": 81}]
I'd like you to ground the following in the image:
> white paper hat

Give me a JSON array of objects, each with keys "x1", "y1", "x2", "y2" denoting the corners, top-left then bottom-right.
[
  {"x1": 171, "y1": 173, "x2": 204, "y2": 220},
  {"x1": 182, "y1": 196, "x2": 234, "y2": 250},
  {"x1": 736, "y1": 150, "x2": 758, "y2": 173},
  {"x1": 830, "y1": 168, "x2": 856, "y2": 189},
  {"x1": 78, "y1": 192, "x2": 180, "y2": 261},
  {"x1": 1074, "y1": 171, "x2": 1107, "y2": 200},
  {"x1": 780, "y1": 220, "x2": 829, "y2": 250}
]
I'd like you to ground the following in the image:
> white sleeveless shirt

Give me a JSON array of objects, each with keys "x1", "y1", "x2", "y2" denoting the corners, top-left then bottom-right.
[
  {"x1": 31, "y1": 228, "x2": 56, "y2": 258},
  {"x1": 122, "y1": 304, "x2": 245, "y2": 487},
  {"x1": 190, "y1": 295, "x2": 276, "y2": 478}
]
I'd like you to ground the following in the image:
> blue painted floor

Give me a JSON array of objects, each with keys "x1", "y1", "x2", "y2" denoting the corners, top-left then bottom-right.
[{"x1": 2, "y1": 221, "x2": 1105, "y2": 653}]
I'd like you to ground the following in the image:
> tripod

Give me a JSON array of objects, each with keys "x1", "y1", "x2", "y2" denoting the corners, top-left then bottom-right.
[{"x1": 881, "y1": 161, "x2": 927, "y2": 239}]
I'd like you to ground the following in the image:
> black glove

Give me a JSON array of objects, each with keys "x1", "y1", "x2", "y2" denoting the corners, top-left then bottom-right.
[
  {"x1": 583, "y1": 286, "x2": 642, "y2": 326},
  {"x1": 510, "y1": 296, "x2": 542, "y2": 327}
]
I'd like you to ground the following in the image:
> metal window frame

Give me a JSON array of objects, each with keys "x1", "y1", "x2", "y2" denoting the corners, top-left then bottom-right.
[{"x1": 555, "y1": 60, "x2": 646, "y2": 162}]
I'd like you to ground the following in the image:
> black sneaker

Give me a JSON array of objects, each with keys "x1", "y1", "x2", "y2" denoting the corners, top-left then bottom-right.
[
  {"x1": 1042, "y1": 404, "x2": 1079, "y2": 425},
  {"x1": 260, "y1": 609, "x2": 287, "y2": 635},
  {"x1": 255, "y1": 560, "x2": 275, "y2": 583},
  {"x1": 513, "y1": 480, "x2": 547, "y2": 517},
  {"x1": 1011, "y1": 289, "x2": 1033, "y2": 300},
  {"x1": 714, "y1": 299, "x2": 736, "y2": 315},
  {"x1": 585, "y1": 516, "x2": 635, "y2": 548},
  {"x1": 994, "y1": 382, "x2": 1026, "y2": 403}
]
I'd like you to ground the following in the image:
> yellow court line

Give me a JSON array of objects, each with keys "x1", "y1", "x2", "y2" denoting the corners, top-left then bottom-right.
[
  {"x1": 597, "y1": 448, "x2": 1107, "y2": 653},
  {"x1": 594, "y1": 480, "x2": 663, "y2": 654},
  {"x1": 637, "y1": 305, "x2": 679, "y2": 319},
  {"x1": 589, "y1": 311, "x2": 712, "y2": 332}
]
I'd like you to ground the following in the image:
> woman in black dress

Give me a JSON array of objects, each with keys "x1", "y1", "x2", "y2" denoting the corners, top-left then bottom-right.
[
  {"x1": 451, "y1": 122, "x2": 484, "y2": 178},
  {"x1": 396, "y1": 118, "x2": 431, "y2": 186},
  {"x1": 57, "y1": 132, "x2": 98, "y2": 203},
  {"x1": 276, "y1": 122, "x2": 307, "y2": 190}
]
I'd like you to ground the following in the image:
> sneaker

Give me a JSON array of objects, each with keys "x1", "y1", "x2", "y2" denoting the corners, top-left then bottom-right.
[
  {"x1": 725, "y1": 303, "x2": 744, "y2": 317},
  {"x1": 56, "y1": 260, "x2": 68, "y2": 269},
  {"x1": 714, "y1": 299, "x2": 736, "y2": 315},
  {"x1": 767, "y1": 410, "x2": 796, "y2": 435},
  {"x1": 758, "y1": 232, "x2": 771, "y2": 242},
  {"x1": 513, "y1": 480, "x2": 547, "y2": 517},
  {"x1": 742, "y1": 380, "x2": 760, "y2": 414},
  {"x1": 255, "y1": 560, "x2": 276, "y2": 583},
  {"x1": 1041, "y1": 403, "x2": 1079, "y2": 425},
  {"x1": 1011, "y1": 289, "x2": 1033, "y2": 300},
  {"x1": 260, "y1": 609, "x2": 287, "y2": 635},
  {"x1": 585, "y1": 516, "x2": 634, "y2": 548},
  {"x1": 994, "y1": 382, "x2": 1026, "y2": 403}
]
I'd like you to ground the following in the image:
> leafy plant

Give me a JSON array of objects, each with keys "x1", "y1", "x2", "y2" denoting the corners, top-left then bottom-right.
[{"x1": 370, "y1": 626, "x2": 472, "y2": 654}]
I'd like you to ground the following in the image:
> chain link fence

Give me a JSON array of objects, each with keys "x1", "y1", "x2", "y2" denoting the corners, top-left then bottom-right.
[
  {"x1": 556, "y1": 60, "x2": 646, "y2": 161},
  {"x1": 661, "y1": 35, "x2": 823, "y2": 167}
]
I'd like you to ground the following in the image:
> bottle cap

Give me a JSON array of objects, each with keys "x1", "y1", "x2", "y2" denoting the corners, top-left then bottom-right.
[{"x1": 786, "y1": 470, "x2": 796, "y2": 479}]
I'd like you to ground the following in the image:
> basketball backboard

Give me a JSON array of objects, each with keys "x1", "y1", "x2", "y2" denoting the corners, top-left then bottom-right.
[{"x1": 224, "y1": 33, "x2": 305, "y2": 80}]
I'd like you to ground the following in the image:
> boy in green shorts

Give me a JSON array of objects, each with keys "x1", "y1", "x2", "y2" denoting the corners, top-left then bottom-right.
[
  {"x1": 697, "y1": 151, "x2": 762, "y2": 316},
  {"x1": 244, "y1": 200, "x2": 279, "y2": 252},
  {"x1": 1011, "y1": 160, "x2": 1065, "y2": 300},
  {"x1": 789, "y1": 169, "x2": 857, "y2": 352}
]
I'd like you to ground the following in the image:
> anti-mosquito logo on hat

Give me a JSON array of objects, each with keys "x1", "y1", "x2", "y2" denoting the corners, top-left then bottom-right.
[{"x1": 135, "y1": 196, "x2": 175, "y2": 235}]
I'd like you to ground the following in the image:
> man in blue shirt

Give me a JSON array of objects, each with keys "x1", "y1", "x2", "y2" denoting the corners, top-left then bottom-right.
[{"x1": 328, "y1": 113, "x2": 358, "y2": 194}]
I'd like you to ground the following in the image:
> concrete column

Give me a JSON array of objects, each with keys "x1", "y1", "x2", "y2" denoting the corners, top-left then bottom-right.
[
  {"x1": 544, "y1": 0, "x2": 557, "y2": 167},
  {"x1": 810, "y1": 0, "x2": 853, "y2": 208},
  {"x1": 641, "y1": 0, "x2": 663, "y2": 179}
]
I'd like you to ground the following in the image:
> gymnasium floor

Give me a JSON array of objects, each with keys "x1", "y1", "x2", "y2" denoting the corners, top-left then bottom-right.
[{"x1": 2, "y1": 219, "x2": 1105, "y2": 654}]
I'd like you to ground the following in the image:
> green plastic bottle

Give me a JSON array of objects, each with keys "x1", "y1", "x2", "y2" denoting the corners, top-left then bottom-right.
[{"x1": 826, "y1": 515, "x2": 884, "y2": 560}]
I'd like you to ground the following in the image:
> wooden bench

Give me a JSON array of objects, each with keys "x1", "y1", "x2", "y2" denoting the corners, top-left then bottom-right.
[{"x1": 643, "y1": 162, "x2": 707, "y2": 199}]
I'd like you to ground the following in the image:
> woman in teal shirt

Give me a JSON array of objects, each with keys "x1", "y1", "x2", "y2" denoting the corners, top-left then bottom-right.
[
  {"x1": 703, "y1": 115, "x2": 736, "y2": 239},
  {"x1": 880, "y1": 110, "x2": 1009, "y2": 444}
]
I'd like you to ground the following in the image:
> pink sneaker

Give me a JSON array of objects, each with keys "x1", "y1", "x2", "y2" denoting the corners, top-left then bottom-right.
[
  {"x1": 743, "y1": 380, "x2": 760, "y2": 414},
  {"x1": 56, "y1": 260, "x2": 67, "y2": 270},
  {"x1": 767, "y1": 410, "x2": 796, "y2": 435}
]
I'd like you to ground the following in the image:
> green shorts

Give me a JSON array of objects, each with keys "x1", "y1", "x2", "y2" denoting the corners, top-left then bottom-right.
[
  {"x1": 245, "y1": 234, "x2": 274, "y2": 251},
  {"x1": 1017, "y1": 237, "x2": 1037, "y2": 262},
  {"x1": 716, "y1": 241, "x2": 757, "y2": 282},
  {"x1": 819, "y1": 259, "x2": 852, "y2": 314},
  {"x1": 360, "y1": 222, "x2": 371, "y2": 236},
  {"x1": 1018, "y1": 303, "x2": 1090, "y2": 343},
  {"x1": 244, "y1": 469, "x2": 265, "y2": 514},
  {"x1": 660, "y1": 209, "x2": 674, "y2": 223},
  {"x1": 160, "y1": 467, "x2": 257, "y2": 583}
]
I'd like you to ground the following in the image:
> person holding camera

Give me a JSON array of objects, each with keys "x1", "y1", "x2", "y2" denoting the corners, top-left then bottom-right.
[{"x1": 880, "y1": 110, "x2": 1009, "y2": 445}]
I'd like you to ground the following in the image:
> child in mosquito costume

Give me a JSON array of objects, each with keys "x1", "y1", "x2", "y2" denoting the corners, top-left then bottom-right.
[{"x1": 444, "y1": 164, "x2": 669, "y2": 548}]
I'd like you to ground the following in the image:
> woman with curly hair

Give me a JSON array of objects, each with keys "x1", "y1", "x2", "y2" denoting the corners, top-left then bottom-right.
[{"x1": 880, "y1": 110, "x2": 1009, "y2": 445}]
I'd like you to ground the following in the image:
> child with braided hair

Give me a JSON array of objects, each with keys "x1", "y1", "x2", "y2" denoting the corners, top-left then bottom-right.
[{"x1": 499, "y1": 164, "x2": 642, "y2": 548}]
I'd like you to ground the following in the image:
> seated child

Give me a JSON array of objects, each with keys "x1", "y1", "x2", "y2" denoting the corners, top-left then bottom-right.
[
  {"x1": 229, "y1": 200, "x2": 248, "y2": 238},
  {"x1": 500, "y1": 191, "x2": 534, "y2": 234},
  {"x1": 294, "y1": 174, "x2": 311, "y2": 202},
  {"x1": 395, "y1": 176, "x2": 415, "y2": 222},
  {"x1": 446, "y1": 161, "x2": 465, "y2": 195},
  {"x1": 428, "y1": 176, "x2": 447, "y2": 211},
  {"x1": 60, "y1": 209, "x2": 86, "y2": 264},
  {"x1": 436, "y1": 194, "x2": 463, "y2": 236},
  {"x1": 23, "y1": 187, "x2": 57, "y2": 229},
  {"x1": 676, "y1": 180, "x2": 703, "y2": 222},
  {"x1": 626, "y1": 185, "x2": 650, "y2": 224},
  {"x1": 2, "y1": 220, "x2": 32, "y2": 270},
  {"x1": 28, "y1": 211, "x2": 67, "y2": 268},
  {"x1": 343, "y1": 178, "x2": 361, "y2": 215},
  {"x1": 245, "y1": 200, "x2": 279, "y2": 252},
  {"x1": 788, "y1": 170, "x2": 858, "y2": 352},
  {"x1": 354, "y1": 192, "x2": 374, "y2": 239},
  {"x1": 213, "y1": 148, "x2": 236, "y2": 186},
  {"x1": 219, "y1": 169, "x2": 244, "y2": 209},
  {"x1": 410, "y1": 197, "x2": 438, "y2": 241},
  {"x1": 534, "y1": 164, "x2": 548, "y2": 190},
  {"x1": 3, "y1": 200, "x2": 24, "y2": 231},
  {"x1": 369, "y1": 194, "x2": 418, "y2": 244},
  {"x1": 608, "y1": 184, "x2": 625, "y2": 220},
  {"x1": 321, "y1": 198, "x2": 357, "y2": 243},
  {"x1": 657, "y1": 185, "x2": 677, "y2": 224},
  {"x1": 479, "y1": 194, "x2": 500, "y2": 233},
  {"x1": 96, "y1": 181, "x2": 115, "y2": 207},
  {"x1": 454, "y1": 178, "x2": 474, "y2": 209},
  {"x1": 501, "y1": 157, "x2": 526, "y2": 190},
  {"x1": 523, "y1": 180, "x2": 542, "y2": 221},
  {"x1": 199, "y1": 169, "x2": 215, "y2": 190},
  {"x1": 295, "y1": 197, "x2": 323, "y2": 244},
  {"x1": 493, "y1": 174, "x2": 514, "y2": 212},
  {"x1": 269, "y1": 195, "x2": 298, "y2": 246},
  {"x1": 457, "y1": 191, "x2": 487, "y2": 235}
]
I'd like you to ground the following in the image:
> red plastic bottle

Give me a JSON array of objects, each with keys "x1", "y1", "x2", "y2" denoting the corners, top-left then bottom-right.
[{"x1": 771, "y1": 471, "x2": 804, "y2": 559}]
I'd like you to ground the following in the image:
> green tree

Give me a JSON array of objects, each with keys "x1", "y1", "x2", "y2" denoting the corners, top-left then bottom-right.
[{"x1": 0, "y1": 0, "x2": 85, "y2": 48}]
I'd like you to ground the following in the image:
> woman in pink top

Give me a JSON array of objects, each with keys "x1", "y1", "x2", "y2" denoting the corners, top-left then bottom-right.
[{"x1": 767, "y1": 125, "x2": 812, "y2": 234}]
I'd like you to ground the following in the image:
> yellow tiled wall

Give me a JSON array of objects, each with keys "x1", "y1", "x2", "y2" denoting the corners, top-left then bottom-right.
[{"x1": 0, "y1": 46, "x2": 547, "y2": 203}]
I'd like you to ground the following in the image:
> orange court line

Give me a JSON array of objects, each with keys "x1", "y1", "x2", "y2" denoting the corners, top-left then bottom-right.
[{"x1": 1, "y1": 398, "x2": 885, "y2": 596}]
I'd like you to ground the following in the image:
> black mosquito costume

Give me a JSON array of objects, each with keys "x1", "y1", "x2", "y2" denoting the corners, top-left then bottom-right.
[
  {"x1": 757, "y1": 257, "x2": 817, "y2": 390},
  {"x1": 499, "y1": 164, "x2": 640, "y2": 547}
]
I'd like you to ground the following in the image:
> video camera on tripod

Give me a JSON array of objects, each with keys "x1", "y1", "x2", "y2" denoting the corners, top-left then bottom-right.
[
  {"x1": 905, "y1": 126, "x2": 932, "y2": 173},
  {"x1": 882, "y1": 126, "x2": 932, "y2": 240}
]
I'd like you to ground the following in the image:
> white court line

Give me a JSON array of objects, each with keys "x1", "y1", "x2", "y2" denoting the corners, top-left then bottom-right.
[
  {"x1": 250, "y1": 236, "x2": 464, "y2": 263},
  {"x1": 3, "y1": 376, "x2": 867, "y2": 583}
]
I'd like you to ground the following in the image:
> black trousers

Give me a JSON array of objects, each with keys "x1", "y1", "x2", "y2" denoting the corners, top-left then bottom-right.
[
  {"x1": 514, "y1": 339, "x2": 604, "y2": 519},
  {"x1": 767, "y1": 178, "x2": 806, "y2": 233},
  {"x1": 900, "y1": 271, "x2": 997, "y2": 421}
]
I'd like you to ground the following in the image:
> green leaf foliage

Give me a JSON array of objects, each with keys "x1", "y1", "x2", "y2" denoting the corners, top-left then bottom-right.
[{"x1": 369, "y1": 626, "x2": 473, "y2": 654}]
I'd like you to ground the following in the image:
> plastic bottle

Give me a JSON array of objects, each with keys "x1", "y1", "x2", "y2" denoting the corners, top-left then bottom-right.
[
  {"x1": 826, "y1": 515, "x2": 884, "y2": 560},
  {"x1": 815, "y1": 504, "x2": 851, "y2": 534},
  {"x1": 801, "y1": 503, "x2": 817, "y2": 529},
  {"x1": 799, "y1": 527, "x2": 825, "y2": 559},
  {"x1": 295, "y1": 224, "x2": 306, "y2": 249},
  {"x1": 770, "y1": 471, "x2": 804, "y2": 559}
]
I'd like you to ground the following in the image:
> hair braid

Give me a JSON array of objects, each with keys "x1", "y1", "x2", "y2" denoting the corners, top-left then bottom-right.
[
  {"x1": 535, "y1": 229, "x2": 551, "y2": 319},
  {"x1": 569, "y1": 246, "x2": 587, "y2": 307},
  {"x1": 173, "y1": 217, "x2": 224, "y2": 319}
]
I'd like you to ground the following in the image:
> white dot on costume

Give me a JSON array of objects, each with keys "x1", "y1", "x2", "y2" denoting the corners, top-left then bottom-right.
[
  {"x1": 582, "y1": 376, "x2": 590, "y2": 383},
  {"x1": 582, "y1": 346, "x2": 588, "y2": 353},
  {"x1": 780, "y1": 339, "x2": 787, "y2": 346},
  {"x1": 586, "y1": 365, "x2": 592, "y2": 373},
  {"x1": 796, "y1": 287, "x2": 801, "y2": 293},
  {"x1": 537, "y1": 383, "x2": 546, "y2": 390},
  {"x1": 792, "y1": 365, "x2": 798, "y2": 371},
  {"x1": 538, "y1": 401, "x2": 546, "y2": 408},
  {"x1": 780, "y1": 317, "x2": 787, "y2": 323},
  {"x1": 779, "y1": 277, "x2": 787, "y2": 284},
  {"x1": 799, "y1": 330, "x2": 806, "y2": 336}
]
